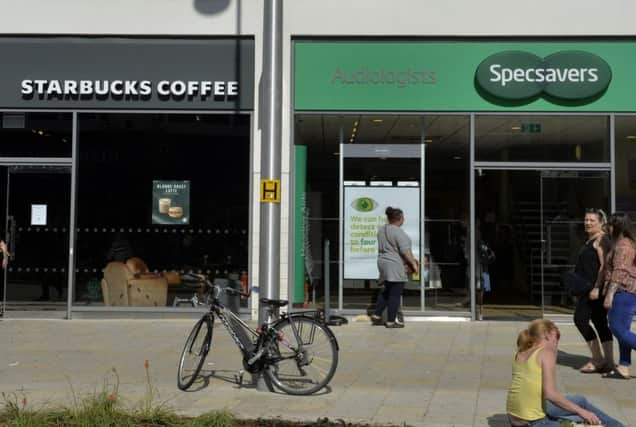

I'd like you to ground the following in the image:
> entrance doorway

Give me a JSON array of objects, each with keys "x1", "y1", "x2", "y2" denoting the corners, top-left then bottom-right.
[
  {"x1": 1, "y1": 165, "x2": 71, "y2": 314},
  {"x1": 475, "y1": 168, "x2": 610, "y2": 320}
]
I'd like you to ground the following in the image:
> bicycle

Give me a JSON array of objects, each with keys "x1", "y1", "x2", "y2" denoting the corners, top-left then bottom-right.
[{"x1": 176, "y1": 273, "x2": 339, "y2": 395}]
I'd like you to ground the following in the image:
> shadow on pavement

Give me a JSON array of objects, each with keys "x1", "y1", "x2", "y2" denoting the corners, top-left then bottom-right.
[
  {"x1": 486, "y1": 413, "x2": 511, "y2": 426},
  {"x1": 557, "y1": 350, "x2": 588, "y2": 370}
]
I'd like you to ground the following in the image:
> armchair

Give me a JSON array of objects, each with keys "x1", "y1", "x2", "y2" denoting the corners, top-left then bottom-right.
[{"x1": 101, "y1": 257, "x2": 168, "y2": 307}]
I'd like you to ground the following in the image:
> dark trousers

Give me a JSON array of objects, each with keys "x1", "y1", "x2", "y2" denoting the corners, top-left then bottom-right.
[
  {"x1": 374, "y1": 281, "x2": 405, "y2": 322},
  {"x1": 574, "y1": 294, "x2": 613, "y2": 342}
]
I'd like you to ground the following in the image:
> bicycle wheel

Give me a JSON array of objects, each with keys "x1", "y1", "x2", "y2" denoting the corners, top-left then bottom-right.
[
  {"x1": 177, "y1": 314, "x2": 213, "y2": 391},
  {"x1": 266, "y1": 316, "x2": 339, "y2": 395}
]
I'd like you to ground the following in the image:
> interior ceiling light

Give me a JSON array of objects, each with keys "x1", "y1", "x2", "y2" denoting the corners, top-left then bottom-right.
[
  {"x1": 453, "y1": 155, "x2": 462, "y2": 160},
  {"x1": 424, "y1": 138, "x2": 433, "y2": 143},
  {"x1": 511, "y1": 126, "x2": 521, "y2": 130},
  {"x1": 627, "y1": 135, "x2": 636, "y2": 140},
  {"x1": 372, "y1": 119, "x2": 384, "y2": 123}
]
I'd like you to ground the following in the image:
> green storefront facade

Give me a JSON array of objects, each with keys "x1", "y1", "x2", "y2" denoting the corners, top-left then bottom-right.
[{"x1": 292, "y1": 40, "x2": 636, "y2": 319}]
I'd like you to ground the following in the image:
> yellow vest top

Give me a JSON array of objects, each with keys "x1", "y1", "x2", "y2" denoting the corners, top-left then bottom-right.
[{"x1": 506, "y1": 346, "x2": 545, "y2": 421}]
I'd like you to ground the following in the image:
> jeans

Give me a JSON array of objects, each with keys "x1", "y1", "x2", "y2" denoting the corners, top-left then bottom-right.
[
  {"x1": 545, "y1": 395, "x2": 624, "y2": 427},
  {"x1": 608, "y1": 290, "x2": 636, "y2": 367},
  {"x1": 374, "y1": 281, "x2": 404, "y2": 322}
]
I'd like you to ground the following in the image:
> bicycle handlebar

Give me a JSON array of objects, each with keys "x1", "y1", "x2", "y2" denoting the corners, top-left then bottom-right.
[{"x1": 180, "y1": 272, "x2": 251, "y2": 299}]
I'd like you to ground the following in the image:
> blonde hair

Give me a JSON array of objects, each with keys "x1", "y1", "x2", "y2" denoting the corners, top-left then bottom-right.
[{"x1": 516, "y1": 319, "x2": 558, "y2": 352}]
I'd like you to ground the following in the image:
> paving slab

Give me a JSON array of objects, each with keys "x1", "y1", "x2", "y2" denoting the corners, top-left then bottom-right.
[{"x1": 0, "y1": 318, "x2": 633, "y2": 426}]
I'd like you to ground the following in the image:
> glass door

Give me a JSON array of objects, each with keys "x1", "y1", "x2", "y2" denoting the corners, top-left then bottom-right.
[
  {"x1": 1, "y1": 165, "x2": 71, "y2": 314},
  {"x1": 540, "y1": 171, "x2": 610, "y2": 317}
]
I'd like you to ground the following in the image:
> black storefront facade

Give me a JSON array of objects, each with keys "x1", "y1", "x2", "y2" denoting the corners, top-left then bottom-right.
[{"x1": 0, "y1": 37, "x2": 255, "y2": 318}]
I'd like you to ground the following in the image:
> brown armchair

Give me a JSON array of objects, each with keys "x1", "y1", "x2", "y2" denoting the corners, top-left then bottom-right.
[{"x1": 101, "y1": 257, "x2": 168, "y2": 307}]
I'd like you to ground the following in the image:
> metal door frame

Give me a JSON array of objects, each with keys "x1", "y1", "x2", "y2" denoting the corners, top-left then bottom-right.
[
  {"x1": 339, "y1": 143, "x2": 425, "y2": 312},
  {"x1": 0, "y1": 112, "x2": 75, "y2": 317},
  {"x1": 473, "y1": 165, "x2": 612, "y2": 319}
]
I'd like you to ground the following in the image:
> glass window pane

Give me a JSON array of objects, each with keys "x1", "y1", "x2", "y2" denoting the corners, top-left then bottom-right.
[
  {"x1": 0, "y1": 112, "x2": 72, "y2": 157},
  {"x1": 476, "y1": 115, "x2": 609, "y2": 163},
  {"x1": 615, "y1": 116, "x2": 636, "y2": 216},
  {"x1": 75, "y1": 113, "x2": 250, "y2": 309},
  {"x1": 295, "y1": 114, "x2": 470, "y2": 314}
]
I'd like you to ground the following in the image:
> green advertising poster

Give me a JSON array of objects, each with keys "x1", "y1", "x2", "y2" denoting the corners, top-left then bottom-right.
[
  {"x1": 294, "y1": 41, "x2": 636, "y2": 112},
  {"x1": 152, "y1": 180, "x2": 190, "y2": 225}
]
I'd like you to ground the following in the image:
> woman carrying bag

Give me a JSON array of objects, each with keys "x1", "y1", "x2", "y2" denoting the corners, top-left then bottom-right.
[{"x1": 371, "y1": 207, "x2": 419, "y2": 329}]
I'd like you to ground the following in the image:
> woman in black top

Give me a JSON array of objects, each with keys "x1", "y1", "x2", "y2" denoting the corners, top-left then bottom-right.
[{"x1": 574, "y1": 208, "x2": 614, "y2": 373}]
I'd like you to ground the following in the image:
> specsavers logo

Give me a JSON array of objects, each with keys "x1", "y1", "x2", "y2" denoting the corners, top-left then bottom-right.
[
  {"x1": 475, "y1": 50, "x2": 611, "y2": 101},
  {"x1": 351, "y1": 197, "x2": 378, "y2": 212}
]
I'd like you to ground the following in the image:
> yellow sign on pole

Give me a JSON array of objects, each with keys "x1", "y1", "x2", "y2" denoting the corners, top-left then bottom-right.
[{"x1": 260, "y1": 179, "x2": 281, "y2": 203}]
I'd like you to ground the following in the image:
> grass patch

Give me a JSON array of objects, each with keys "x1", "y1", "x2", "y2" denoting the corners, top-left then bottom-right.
[{"x1": 0, "y1": 361, "x2": 404, "y2": 427}]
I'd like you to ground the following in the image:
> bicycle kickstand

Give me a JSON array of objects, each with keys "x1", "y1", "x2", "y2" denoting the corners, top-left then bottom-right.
[{"x1": 234, "y1": 369, "x2": 245, "y2": 387}]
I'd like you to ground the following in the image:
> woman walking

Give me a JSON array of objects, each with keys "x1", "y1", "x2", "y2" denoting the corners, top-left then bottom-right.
[
  {"x1": 506, "y1": 319, "x2": 624, "y2": 426},
  {"x1": 371, "y1": 207, "x2": 418, "y2": 328},
  {"x1": 573, "y1": 208, "x2": 614, "y2": 373},
  {"x1": 603, "y1": 212, "x2": 636, "y2": 379}
]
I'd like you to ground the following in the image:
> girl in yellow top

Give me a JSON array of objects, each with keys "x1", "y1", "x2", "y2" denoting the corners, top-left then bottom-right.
[{"x1": 506, "y1": 319, "x2": 624, "y2": 427}]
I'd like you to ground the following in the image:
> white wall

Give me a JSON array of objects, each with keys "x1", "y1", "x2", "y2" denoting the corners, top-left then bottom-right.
[
  {"x1": 285, "y1": 0, "x2": 634, "y2": 36},
  {"x1": 0, "y1": 0, "x2": 260, "y2": 35}
]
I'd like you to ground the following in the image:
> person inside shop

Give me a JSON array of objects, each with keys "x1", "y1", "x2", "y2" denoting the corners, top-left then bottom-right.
[
  {"x1": 570, "y1": 208, "x2": 614, "y2": 374},
  {"x1": 1, "y1": 239, "x2": 8, "y2": 269},
  {"x1": 602, "y1": 212, "x2": 636, "y2": 380},
  {"x1": 106, "y1": 232, "x2": 134, "y2": 263},
  {"x1": 371, "y1": 206, "x2": 419, "y2": 329},
  {"x1": 506, "y1": 319, "x2": 624, "y2": 427}
]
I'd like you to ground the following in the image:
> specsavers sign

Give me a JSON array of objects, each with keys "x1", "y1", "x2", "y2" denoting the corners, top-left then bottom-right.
[
  {"x1": 294, "y1": 41, "x2": 632, "y2": 112},
  {"x1": 475, "y1": 50, "x2": 612, "y2": 101},
  {"x1": 344, "y1": 186, "x2": 420, "y2": 280}
]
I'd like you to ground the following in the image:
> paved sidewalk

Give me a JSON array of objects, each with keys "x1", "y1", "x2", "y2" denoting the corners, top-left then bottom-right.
[{"x1": 0, "y1": 318, "x2": 633, "y2": 426}]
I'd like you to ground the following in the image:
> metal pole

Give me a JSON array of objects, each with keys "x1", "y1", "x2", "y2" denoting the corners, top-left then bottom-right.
[
  {"x1": 258, "y1": 0, "x2": 282, "y2": 324},
  {"x1": 256, "y1": 0, "x2": 282, "y2": 392},
  {"x1": 324, "y1": 238, "x2": 330, "y2": 323}
]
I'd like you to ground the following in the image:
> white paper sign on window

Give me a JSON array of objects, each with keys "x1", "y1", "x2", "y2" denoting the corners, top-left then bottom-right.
[{"x1": 31, "y1": 204, "x2": 47, "y2": 225}]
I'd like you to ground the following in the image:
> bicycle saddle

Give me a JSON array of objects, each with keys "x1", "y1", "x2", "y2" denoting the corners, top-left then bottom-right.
[{"x1": 259, "y1": 298, "x2": 288, "y2": 307}]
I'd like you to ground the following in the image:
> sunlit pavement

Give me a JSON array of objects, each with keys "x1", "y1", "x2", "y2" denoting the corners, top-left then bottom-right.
[{"x1": 0, "y1": 318, "x2": 633, "y2": 426}]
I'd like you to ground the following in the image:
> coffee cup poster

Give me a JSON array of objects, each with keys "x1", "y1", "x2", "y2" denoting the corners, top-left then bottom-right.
[
  {"x1": 152, "y1": 180, "x2": 190, "y2": 225},
  {"x1": 343, "y1": 186, "x2": 420, "y2": 280}
]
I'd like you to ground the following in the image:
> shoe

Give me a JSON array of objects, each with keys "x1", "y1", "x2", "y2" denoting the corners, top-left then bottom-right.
[
  {"x1": 579, "y1": 360, "x2": 608, "y2": 374},
  {"x1": 602, "y1": 365, "x2": 631, "y2": 379},
  {"x1": 370, "y1": 315, "x2": 383, "y2": 326},
  {"x1": 385, "y1": 322, "x2": 405, "y2": 329}
]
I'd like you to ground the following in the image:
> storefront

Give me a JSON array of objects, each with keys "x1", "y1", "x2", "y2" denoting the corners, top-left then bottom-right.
[
  {"x1": 292, "y1": 40, "x2": 636, "y2": 320},
  {"x1": 0, "y1": 37, "x2": 255, "y2": 318}
]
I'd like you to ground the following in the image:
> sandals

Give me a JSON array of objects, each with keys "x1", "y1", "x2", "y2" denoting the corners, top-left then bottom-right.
[
  {"x1": 603, "y1": 366, "x2": 631, "y2": 380},
  {"x1": 579, "y1": 361, "x2": 608, "y2": 374}
]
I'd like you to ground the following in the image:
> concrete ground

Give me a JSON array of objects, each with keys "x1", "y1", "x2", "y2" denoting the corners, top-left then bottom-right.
[{"x1": 0, "y1": 318, "x2": 633, "y2": 426}]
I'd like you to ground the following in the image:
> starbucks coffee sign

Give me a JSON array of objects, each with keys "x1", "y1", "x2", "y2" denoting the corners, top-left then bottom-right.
[{"x1": 475, "y1": 50, "x2": 612, "y2": 101}]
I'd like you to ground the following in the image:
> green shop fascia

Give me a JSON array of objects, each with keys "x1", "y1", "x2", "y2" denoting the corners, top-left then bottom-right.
[{"x1": 291, "y1": 40, "x2": 631, "y2": 303}]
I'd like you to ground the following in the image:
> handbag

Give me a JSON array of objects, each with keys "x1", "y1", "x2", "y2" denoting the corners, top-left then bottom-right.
[{"x1": 561, "y1": 270, "x2": 593, "y2": 297}]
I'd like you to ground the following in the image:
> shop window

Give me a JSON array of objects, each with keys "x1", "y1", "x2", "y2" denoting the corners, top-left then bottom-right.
[
  {"x1": 74, "y1": 113, "x2": 250, "y2": 309},
  {"x1": 615, "y1": 116, "x2": 636, "y2": 216},
  {"x1": 476, "y1": 115, "x2": 610, "y2": 163},
  {"x1": 294, "y1": 114, "x2": 470, "y2": 313},
  {"x1": 0, "y1": 112, "x2": 72, "y2": 157}
]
